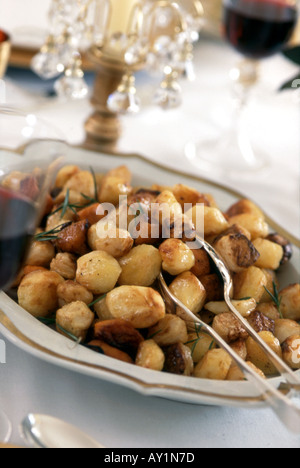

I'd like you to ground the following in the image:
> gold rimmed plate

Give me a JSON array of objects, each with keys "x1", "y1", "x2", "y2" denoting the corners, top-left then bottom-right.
[{"x1": 0, "y1": 142, "x2": 299, "y2": 408}]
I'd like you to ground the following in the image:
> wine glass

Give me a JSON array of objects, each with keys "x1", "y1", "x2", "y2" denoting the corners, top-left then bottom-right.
[
  {"x1": 0, "y1": 108, "x2": 67, "y2": 291},
  {"x1": 185, "y1": 0, "x2": 298, "y2": 175}
]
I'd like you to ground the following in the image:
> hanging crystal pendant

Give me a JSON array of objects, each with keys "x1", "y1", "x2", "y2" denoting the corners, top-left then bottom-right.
[
  {"x1": 153, "y1": 66, "x2": 182, "y2": 109},
  {"x1": 107, "y1": 73, "x2": 140, "y2": 114},
  {"x1": 54, "y1": 52, "x2": 89, "y2": 100},
  {"x1": 31, "y1": 35, "x2": 64, "y2": 80}
]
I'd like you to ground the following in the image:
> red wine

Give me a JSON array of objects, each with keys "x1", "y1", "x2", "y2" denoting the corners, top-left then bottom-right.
[
  {"x1": 224, "y1": 0, "x2": 298, "y2": 59},
  {"x1": 0, "y1": 187, "x2": 36, "y2": 290}
]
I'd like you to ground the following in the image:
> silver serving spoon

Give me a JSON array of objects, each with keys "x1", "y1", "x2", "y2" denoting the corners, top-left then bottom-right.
[
  {"x1": 159, "y1": 272, "x2": 300, "y2": 434},
  {"x1": 195, "y1": 235, "x2": 300, "y2": 389},
  {"x1": 21, "y1": 414, "x2": 104, "y2": 449}
]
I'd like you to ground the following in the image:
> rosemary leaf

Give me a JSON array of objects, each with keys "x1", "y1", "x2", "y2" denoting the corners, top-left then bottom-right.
[
  {"x1": 263, "y1": 281, "x2": 283, "y2": 318},
  {"x1": 90, "y1": 166, "x2": 99, "y2": 203},
  {"x1": 88, "y1": 294, "x2": 107, "y2": 308}
]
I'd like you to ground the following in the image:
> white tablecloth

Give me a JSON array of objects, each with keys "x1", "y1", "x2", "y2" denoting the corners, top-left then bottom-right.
[{"x1": 0, "y1": 36, "x2": 299, "y2": 448}]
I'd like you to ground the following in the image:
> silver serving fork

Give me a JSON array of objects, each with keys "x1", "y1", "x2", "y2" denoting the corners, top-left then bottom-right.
[{"x1": 158, "y1": 236, "x2": 300, "y2": 433}]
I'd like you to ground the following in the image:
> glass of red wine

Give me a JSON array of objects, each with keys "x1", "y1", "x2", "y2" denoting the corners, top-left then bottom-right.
[
  {"x1": 0, "y1": 109, "x2": 66, "y2": 291},
  {"x1": 185, "y1": 0, "x2": 298, "y2": 175}
]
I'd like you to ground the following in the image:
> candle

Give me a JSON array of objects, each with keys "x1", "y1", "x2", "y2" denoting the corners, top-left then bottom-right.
[{"x1": 108, "y1": 0, "x2": 140, "y2": 35}]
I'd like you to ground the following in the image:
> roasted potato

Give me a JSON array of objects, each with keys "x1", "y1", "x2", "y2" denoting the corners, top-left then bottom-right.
[
  {"x1": 56, "y1": 301, "x2": 95, "y2": 340},
  {"x1": 87, "y1": 339, "x2": 133, "y2": 363},
  {"x1": 228, "y1": 213, "x2": 269, "y2": 240},
  {"x1": 266, "y1": 233, "x2": 293, "y2": 266},
  {"x1": 204, "y1": 298, "x2": 256, "y2": 318},
  {"x1": 198, "y1": 273, "x2": 224, "y2": 302},
  {"x1": 18, "y1": 270, "x2": 64, "y2": 317},
  {"x1": 226, "y1": 199, "x2": 265, "y2": 219},
  {"x1": 56, "y1": 219, "x2": 90, "y2": 256},
  {"x1": 93, "y1": 319, "x2": 144, "y2": 355},
  {"x1": 118, "y1": 245, "x2": 162, "y2": 287},
  {"x1": 227, "y1": 361, "x2": 266, "y2": 381},
  {"x1": 57, "y1": 280, "x2": 94, "y2": 307},
  {"x1": 148, "y1": 314, "x2": 188, "y2": 347},
  {"x1": 152, "y1": 190, "x2": 182, "y2": 225},
  {"x1": 172, "y1": 184, "x2": 210, "y2": 209},
  {"x1": 246, "y1": 331, "x2": 282, "y2": 375},
  {"x1": 252, "y1": 238, "x2": 284, "y2": 270},
  {"x1": 50, "y1": 253, "x2": 77, "y2": 280},
  {"x1": 88, "y1": 223, "x2": 133, "y2": 259},
  {"x1": 274, "y1": 319, "x2": 300, "y2": 344},
  {"x1": 169, "y1": 271, "x2": 207, "y2": 315},
  {"x1": 135, "y1": 340, "x2": 165, "y2": 371},
  {"x1": 194, "y1": 349, "x2": 232, "y2": 380},
  {"x1": 55, "y1": 165, "x2": 80, "y2": 188},
  {"x1": 25, "y1": 239, "x2": 55, "y2": 268},
  {"x1": 77, "y1": 203, "x2": 105, "y2": 226},
  {"x1": 279, "y1": 284, "x2": 300, "y2": 321},
  {"x1": 247, "y1": 311, "x2": 275, "y2": 334},
  {"x1": 233, "y1": 267, "x2": 267, "y2": 303},
  {"x1": 159, "y1": 239, "x2": 195, "y2": 276},
  {"x1": 99, "y1": 176, "x2": 132, "y2": 206},
  {"x1": 255, "y1": 302, "x2": 281, "y2": 321},
  {"x1": 76, "y1": 251, "x2": 122, "y2": 295},
  {"x1": 213, "y1": 229, "x2": 260, "y2": 273},
  {"x1": 104, "y1": 286, "x2": 166, "y2": 328},
  {"x1": 163, "y1": 343, "x2": 194, "y2": 376},
  {"x1": 186, "y1": 331, "x2": 216, "y2": 363},
  {"x1": 190, "y1": 248, "x2": 211, "y2": 278},
  {"x1": 186, "y1": 205, "x2": 228, "y2": 237},
  {"x1": 230, "y1": 339, "x2": 247, "y2": 361},
  {"x1": 212, "y1": 313, "x2": 248, "y2": 343},
  {"x1": 282, "y1": 335, "x2": 300, "y2": 370}
]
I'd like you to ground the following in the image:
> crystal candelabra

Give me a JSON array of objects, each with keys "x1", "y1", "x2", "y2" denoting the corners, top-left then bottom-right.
[{"x1": 31, "y1": 0, "x2": 204, "y2": 147}]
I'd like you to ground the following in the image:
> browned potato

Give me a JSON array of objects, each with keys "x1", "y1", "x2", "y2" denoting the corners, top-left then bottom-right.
[
  {"x1": 106, "y1": 165, "x2": 132, "y2": 185},
  {"x1": 255, "y1": 302, "x2": 281, "y2": 321},
  {"x1": 282, "y1": 335, "x2": 300, "y2": 370},
  {"x1": 259, "y1": 269, "x2": 278, "y2": 303},
  {"x1": 247, "y1": 311, "x2": 275, "y2": 334},
  {"x1": 76, "y1": 251, "x2": 122, "y2": 295},
  {"x1": 104, "y1": 286, "x2": 166, "y2": 328},
  {"x1": 56, "y1": 301, "x2": 95, "y2": 340},
  {"x1": 274, "y1": 319, "x2": 300, "y2": 344},
  {"x1": 163, "y1": 343, "x2": 194, "y2": 376},
  {"x1": 226, "y1": 199, "x2": 265, "y2": 219},
  {"x1": 99, "y1": 176, "x2": 132, "y2": 206},
  {"x1": 186, "y1": 205, "x2": 228, "y2": 237},
  {"x1": 190, "y1": 248, "x2": 211, "y2": 278},
  {"x1": 169, "y1": 272, "x2": 207, "y2": 314},
  {"x1": 186, "y1": 331, "x2": 216, "y2": 363},
  {"x1": 246, "y1": 331, "x2": 282, "y2": 375},
  {"x1": 55, "y1": 165, "x2": 80, "y2": 188},
  {"x1": 213, "y1": 229, "x2": 259, "y2": 273},
  {"x1": 212, "y1": 313, "x2": 248, "y2": 343},
  {"x1": 87, "y1": 339, "x2": 133, "y2": 364},
  {"x1": 199, "y1": 274, "x2": 224, "y2": 302},
  {"x1": 194, "y1": 349, "x2": 232, "y2": 380},
  {"x1": 25, "y1": 239, "x2": 55, "y2": 268},
  {"x1": 230, "y1": 339, "x2": 247, "y2": 361},
  {"x1": 64, "y1": 170, "x2": 96, "y2": 201},
  {"x1": 93, "y1": 319, "x2": 144, "y2": 355},
  {"x1": 148, "y1": 314, "x2": 188, "y2": 347},
  {"x1": 159, "y1": 239, "x2": 195, "y2": 276},
  {"x1": 88, "y1": 223, "x2": 133, "y2": 259},
  {"x1": 135, "y1": 340, "x2": 165, "y2": 371},
  {"x1": 18, "y1": 270, "x2": 64, "y2": 317},
  {"x1": 252, "y1": 238, "x2": 284, "y2": 270},
  {"x1": 118, "y1": 245, "x2": 162, "y2": 287},
  {"x1": 227, "y1": 361, "x2": 266, "y2": 381},
  {"x1": 46, "y1": 206, "x2": 77, "y2": 232},
  {"x1": 152, "y1": 190, "x2": 182, "y2": 225},
  {"x1": 50, "y1": 253, "x2": 77, "y2": 280},
  {"x1": 266, "y1": 233, "x2": 293, "y2": 266},
  {"x1": 233, "y1": 267, "x2": 267, "y2": 303},
  {"x1": 77, "y1": 203, "x2": 105, "y2": 226},
  {"x1": 172, "y1": 183, "x2": 210, "y2": 209},
  {"x1": 57, "y1": 280, "x2": 94, "y2": 307},
  {"x1": 228, "y1": 214, "x2": 269, "y2": 240},
  {"x1": 279, "y1": 284, "x2": 300, "y2": 321},
  {"x1": 56, "y1": 219, "x2": 90, "y2": 256},
  {"x1": 204, "y1": 298, "x2": 256, "y2": 318}
]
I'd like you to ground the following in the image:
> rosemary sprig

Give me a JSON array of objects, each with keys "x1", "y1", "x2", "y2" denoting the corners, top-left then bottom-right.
[
  {"x1": 56, "y1": 323, "x2": 82, "y2": 343},
  {"x1": 185, "y1": 323, "x2": 214, "y2": 357},
  {"x1": 90, "y1": 166, "x2": 99, "y2": 203},
  {"x1": 34, "y1": 222, "x2": 72, "y2": 242},
  {"x1": 88, "y1": 294, "x2": 107, "y2": 308},
  {"x1": 263, "y1": 281, "x2": 283, "y2": 318}
]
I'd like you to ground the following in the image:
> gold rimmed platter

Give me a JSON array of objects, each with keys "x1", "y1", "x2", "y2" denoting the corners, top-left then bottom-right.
[{"x1": 0, "y1": 142, "x2": 299, "y2": 408}]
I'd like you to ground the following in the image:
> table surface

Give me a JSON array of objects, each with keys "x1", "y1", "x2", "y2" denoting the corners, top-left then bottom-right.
[{"x1": 0, "y1": 32, "x2": 299, "y2": 448}]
